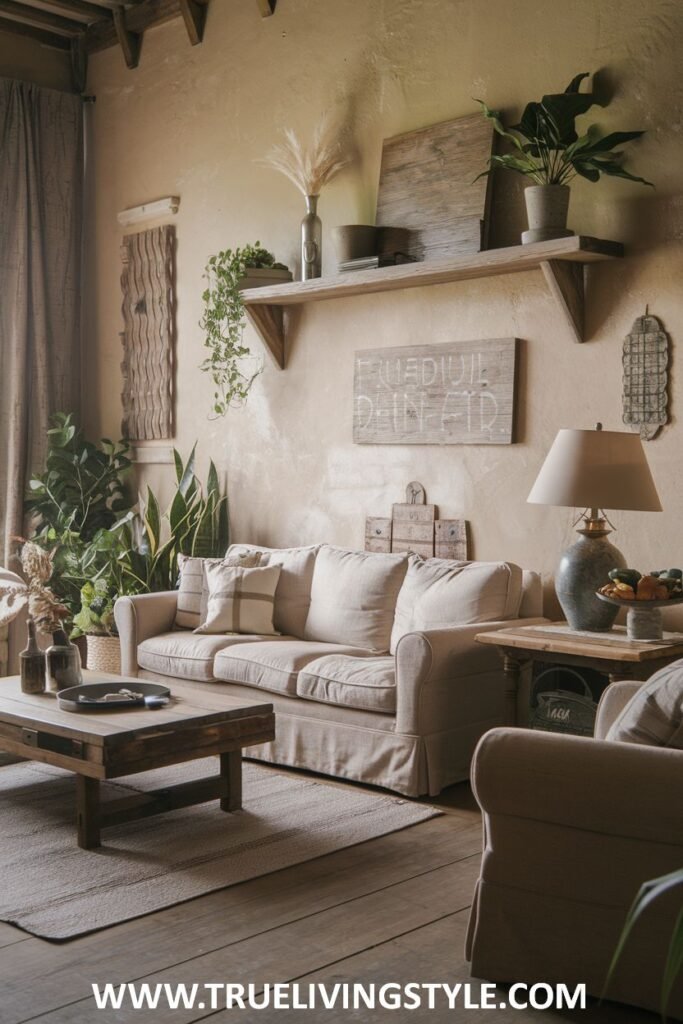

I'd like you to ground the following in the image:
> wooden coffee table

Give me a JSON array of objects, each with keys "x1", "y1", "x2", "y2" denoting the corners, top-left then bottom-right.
[{"x1": 0, "y1": 672, "x2": 275, "y2": 849}]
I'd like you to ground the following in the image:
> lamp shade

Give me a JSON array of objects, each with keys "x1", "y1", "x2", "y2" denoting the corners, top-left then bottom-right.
[{"x1": 527, "y1": 427, "x2": 662, "y2": 512}]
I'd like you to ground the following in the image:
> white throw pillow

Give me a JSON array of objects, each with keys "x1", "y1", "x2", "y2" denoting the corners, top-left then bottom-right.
[
  {"x1": 304, "y1": 545, "x2": 408, "y2": 652},
  {"x1": 606, "y1": 663, "x2": 683, "y2": 748},
  {"x1": 175, "y1": 552, "x2": 261, "y2": 629},
  {"x1": 195, "y1": 563, "x2": 282, "y2": 636},
  {"x1": 390, "y1": 556, "x2": 523, "y2": 654},
  {"x1": 227, "y1": 544, "x2": 318, "y2": 638}
]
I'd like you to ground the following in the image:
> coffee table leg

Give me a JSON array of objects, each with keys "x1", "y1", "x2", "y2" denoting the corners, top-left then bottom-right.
[
  {"x1": 219, "y1": 751, "x2": 242, "y2": 812},
  {"x1": 77, "y1": 776, "x2": 101, "y2": 849}
]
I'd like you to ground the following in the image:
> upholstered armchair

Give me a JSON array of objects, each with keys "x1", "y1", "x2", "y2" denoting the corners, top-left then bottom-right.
[
  {"x1": 466, "y1": 681, "x2": 683, "y2": 1018},
  {"x1": 0, "y1": 568, "x2": 27, "y2": 675}
]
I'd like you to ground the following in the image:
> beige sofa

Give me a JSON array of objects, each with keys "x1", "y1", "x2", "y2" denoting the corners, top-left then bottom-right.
[
  {"x1": 115, "y1": 543, "x2": 544, "y2": 796},
  {"x1": 466, "y1": 681, "x2": 683, "y2": 1018}
]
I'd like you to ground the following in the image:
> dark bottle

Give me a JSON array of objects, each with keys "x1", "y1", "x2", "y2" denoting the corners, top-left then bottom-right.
[
  {"x1": 20, "y1": 618, "x2": 46, "y2": 695},
  {"x1": 45, "y1": 627, "x2": 82, "y2": 694}
]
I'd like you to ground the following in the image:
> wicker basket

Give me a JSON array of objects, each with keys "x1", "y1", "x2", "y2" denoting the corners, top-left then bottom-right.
[{"x1": 85, "y1": 635, "x2": 121, "y2": 675}]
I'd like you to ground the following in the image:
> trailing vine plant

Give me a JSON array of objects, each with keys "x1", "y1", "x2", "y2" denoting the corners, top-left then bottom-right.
[{"x1": 199, "y1": 243, "x2": 287, "y2": 417}]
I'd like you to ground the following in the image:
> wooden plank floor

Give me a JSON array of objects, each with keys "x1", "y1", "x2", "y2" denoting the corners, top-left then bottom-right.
[{"x1": 0, "y1": 767, "x2": 657, "y2": 1024}]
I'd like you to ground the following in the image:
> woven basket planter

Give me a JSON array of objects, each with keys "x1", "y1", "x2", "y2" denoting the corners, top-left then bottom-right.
[{"x1": 85, "y1": 635, "x2": 121, "y2": 675}]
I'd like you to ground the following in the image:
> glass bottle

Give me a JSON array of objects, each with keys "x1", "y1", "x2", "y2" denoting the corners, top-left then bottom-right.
[
  {"x1": 45, "y1": 627, "x2": 82, "y2": 694},
  {"x1": 19, "y1": 618, "x2": 45, "y2": 695},
  {"x1": 301, "y1": 194, "x2": 322, "y2": 280}
]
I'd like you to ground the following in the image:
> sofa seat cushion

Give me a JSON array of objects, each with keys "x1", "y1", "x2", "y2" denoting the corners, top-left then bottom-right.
[
  {"x1": 304, "y1": 545, "x2": 408, "y2": 652},
  {"x1": 213, "y1": 640, "x2": 374, "y2": 696},
  {"x1": 606, "y1": 661, "x2": 683, "y2": 748},
  {"x1": 297, "y1": 655, "x2": 396, "y2": 714},
  {"x1": 390, "y1": 557, "x2": 524, "y2": 653},
  {"x1": 138, "y1": 632, "x2": 287, "y2": 682}
]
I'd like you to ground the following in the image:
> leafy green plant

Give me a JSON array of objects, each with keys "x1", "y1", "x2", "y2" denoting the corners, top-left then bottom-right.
[
  {"x1": 73, "y1": 579, "x2": 116, "y2": 637},
  {"x1": 199, "y1": 243, "x2": 288, "y2": 417},
  {"x1": 476, "y1": 72, "x2": 652, "y2": 187},
  {"x1": 24, "y1": 413, "x2": 133, "y2": 620},
  {"x1": 604, "y1": 867, "x2": 683, "y2": 1020},
  {"x1": 115, "y1": 445, "x2": 230, "y2": 595}
]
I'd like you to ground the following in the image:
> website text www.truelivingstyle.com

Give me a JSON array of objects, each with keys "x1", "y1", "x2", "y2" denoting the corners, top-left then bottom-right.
[{"x1": 92, "y1": 980, "x2": 587, "y2": 1013}]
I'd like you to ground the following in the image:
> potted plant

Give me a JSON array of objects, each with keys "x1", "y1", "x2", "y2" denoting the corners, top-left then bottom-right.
[
  {"x1": 199, "y1": 243, "x2": 291, "y2": 417},
  {"x1": 476, "y1": 72, "x2": 652, "y2": 243},
  {"x1": 73, "y1": 579, "x2": 120, "y2": 674}
]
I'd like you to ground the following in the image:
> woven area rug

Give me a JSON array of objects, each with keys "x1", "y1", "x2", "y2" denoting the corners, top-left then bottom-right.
[{"x1": 0, "y1": 758, "x2": 439, "y2": 940}]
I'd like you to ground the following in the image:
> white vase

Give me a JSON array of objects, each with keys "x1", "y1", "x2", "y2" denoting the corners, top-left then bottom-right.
[{"x1": 522, "y1": 184, "x2": 573, "y2": 244}]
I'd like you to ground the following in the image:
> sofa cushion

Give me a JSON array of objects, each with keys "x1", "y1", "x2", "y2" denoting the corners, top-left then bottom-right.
[
  {"x1": 606, "y1": 662, "x2": 683, "y2": 748},
  {"x1": 390, "y1": 557, "x2": 523, "y2": 654},
  {"x1": 228, "y1": 543, "x2": 318, "y2": 638},
  {"x1": 213, "y1": 640, "x2": 373, "y2": 696},
  {"x1": 137, "y1": 632, "x2": 282, "y2": 682},
  {"x1": 297, "y1": 655, "x2": 396, "y2": 714},
  {"x1": 304, "y1": 545, "x2": 408, "y2": 652},
  {"x1": 175, "y1": 551, "x2": 261, "y2": 630},
  {"x1": 196, "y1": 563, "x2": 281, "y2": 636}
]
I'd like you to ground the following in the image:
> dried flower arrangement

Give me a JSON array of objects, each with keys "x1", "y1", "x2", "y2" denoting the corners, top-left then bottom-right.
[
  {"x1": 260, "y1": 119, "x2": 349, "y2": 196},
  {"x1": 0, "y1": 541, "x2": 68, "y2": 634}
]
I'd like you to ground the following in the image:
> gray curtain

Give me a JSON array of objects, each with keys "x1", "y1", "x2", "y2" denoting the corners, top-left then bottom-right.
[{"x1": 0, "y1": 77, "x2": 83, "y2": 564}]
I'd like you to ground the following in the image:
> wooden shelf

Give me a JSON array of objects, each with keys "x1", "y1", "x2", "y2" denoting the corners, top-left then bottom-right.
[{"x1": 241, "y1": 235, "x2": 624, "y2": 369}]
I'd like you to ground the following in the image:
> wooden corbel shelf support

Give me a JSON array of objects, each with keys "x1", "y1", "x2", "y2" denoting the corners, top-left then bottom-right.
[
  {"x1": 256, "y1": 0, "x2": 277, "y2": 16},
  {"x1": 179, "y1": 0, "x2": 208, "y2": 45},
  {"x1": 113, "y1": 6, "x2": 141, "y2": 69},
  {"x1": 241, "y1": 236, "x2": 623, "y2": 370}
]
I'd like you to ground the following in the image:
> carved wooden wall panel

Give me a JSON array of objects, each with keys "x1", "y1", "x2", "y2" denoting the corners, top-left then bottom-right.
[{"x1": 120, "y1": 225, "x2": 175, "y2": 440}]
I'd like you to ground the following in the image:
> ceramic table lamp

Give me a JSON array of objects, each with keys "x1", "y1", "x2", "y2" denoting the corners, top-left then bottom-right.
[{"x1": 527, "y1": 423, "x2": 662, "y2": 631}]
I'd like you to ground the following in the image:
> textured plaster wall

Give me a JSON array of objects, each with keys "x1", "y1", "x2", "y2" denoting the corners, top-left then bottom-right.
[
  {"x1": 84, "y1": 0, "x2": 683, "y2": 617},
  {"x1": 0, "y1": 31, "x2": 72, "y2": 92}
]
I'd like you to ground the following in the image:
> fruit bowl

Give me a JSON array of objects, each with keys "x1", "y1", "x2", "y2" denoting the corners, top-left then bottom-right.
[{"x1": 595, "y1": 592, "x2": 683, "y2": 641}]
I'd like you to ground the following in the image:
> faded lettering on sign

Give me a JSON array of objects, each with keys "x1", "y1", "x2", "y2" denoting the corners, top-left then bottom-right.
[{"x1": 353, "y1": 338, "x2": 517, "y2": 445}]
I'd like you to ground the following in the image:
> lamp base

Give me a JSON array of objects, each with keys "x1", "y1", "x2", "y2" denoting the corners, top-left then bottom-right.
[{"x1": 556, "y1": 531, "x2": 627, "y2": 632}]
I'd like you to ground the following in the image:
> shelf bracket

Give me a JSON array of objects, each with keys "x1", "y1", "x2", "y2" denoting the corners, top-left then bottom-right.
[
  {"x1": 245, "y1": 305, "x2": 285, "y2": 369},
  {"x1": 540, "y1": 259, "x2": 585, "y2": 343},
  {"x1": 113, "y1": 6, "x2": 141, "y2": 69},
  {"x1": 179, "y1": 0, "x2": 208, "y2": 45},
  {"x1": 256, "y1": 0, "x2": 277, "y2": 15}
]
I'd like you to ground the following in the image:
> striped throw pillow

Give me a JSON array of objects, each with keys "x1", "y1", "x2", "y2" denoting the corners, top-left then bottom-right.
[
  {"x1": 175, "y1": 552, "x2": 262, "y2": 630},
  {"x1": 606, "y1": 661, "x2": 683, "y2": 748},
  {"x1": 194, "y1": 563, "x2": 282, "y2": 636}
]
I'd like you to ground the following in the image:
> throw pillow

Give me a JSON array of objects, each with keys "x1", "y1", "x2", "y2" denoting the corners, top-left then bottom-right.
[
  {"x1": 194, "y1": 563, "x2": 282, "y2": 636},
  {"x1": 175, "y1": 552, "x2": 261, "y2": 630},
  {"x1": 390, "y1": 556, "x2": 523, "y2": 654},
  {"x1": 606, "y1": 662, "x2": 683, "y2": 748},
  {"x1": 227, "y1": 543, "x2": 319, "y2": 637},
  {"x1": 303, "y1": 545, "x2": 408, "y2": 652}
]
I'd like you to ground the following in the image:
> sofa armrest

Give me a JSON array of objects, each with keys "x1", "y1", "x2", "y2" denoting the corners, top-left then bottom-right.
[
  {"x1": 114, "y1": 592, "x2": 178, "y2": 676},
  {"x1": 395, "y1": 617, "x2": 547, "y2": 734},
  {"x1": 594, "y1": 680, "x2": 642, "y2": 739},
  {"x1": 472, "y1": 726, "x2": 683, "y2": 845}
]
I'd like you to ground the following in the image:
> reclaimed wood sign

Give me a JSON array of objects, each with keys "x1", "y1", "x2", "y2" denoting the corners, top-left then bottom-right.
[
  {"x1": 622, "y1": 312, "x2": 669, "y2": 441},
  {"x1": 353, "y1": 338, "x2": 517, "y2": 445}
]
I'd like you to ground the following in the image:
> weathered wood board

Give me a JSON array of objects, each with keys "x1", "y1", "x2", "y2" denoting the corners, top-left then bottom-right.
[
  {"x1": 375, "y1": 113, "x2": 494, "y2": 261},
  {"x1": 354, "y1": 338, "x2": 518, "y2": 445},
  {"x1": 365, "y1": 484, "x2": 469, "y2": 560},
  {"x1": 622, "y1": 313, "x2": 669, "y2": 440},
  {"x1": 120, "y1": 225, "x2": 175, "y2": 440},
  {"x1": 365, "y1": 517, "x2": 392, "y2": 553},
  {"x1": 435, "y1": 520, "x2": 468, "y2": 561}
]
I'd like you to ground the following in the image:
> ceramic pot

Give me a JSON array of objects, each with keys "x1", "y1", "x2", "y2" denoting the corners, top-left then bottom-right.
[
  {"x1": 331, "y1": 225, "x2": 378, "y2": 264},
  {"x1": 555, "y1": 534, "x2": 627, "y2": 632},
  {"x1": 522, "y1": 184, "x2": 573, "y2": 244}
]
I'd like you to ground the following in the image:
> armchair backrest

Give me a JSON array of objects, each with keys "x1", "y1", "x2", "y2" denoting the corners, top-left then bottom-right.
[{"x1": 0, "y1": 568, "x2": 27, "y2": 675}]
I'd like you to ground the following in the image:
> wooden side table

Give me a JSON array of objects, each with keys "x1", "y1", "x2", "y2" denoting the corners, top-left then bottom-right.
[{"x1": 476, "y1": 622, "x2": 683, "y2": 726}]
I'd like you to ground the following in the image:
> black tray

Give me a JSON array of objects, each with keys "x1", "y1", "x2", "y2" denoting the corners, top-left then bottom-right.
[{"x1": 57, "y1": 681, "x2": 171, "y2": 712}]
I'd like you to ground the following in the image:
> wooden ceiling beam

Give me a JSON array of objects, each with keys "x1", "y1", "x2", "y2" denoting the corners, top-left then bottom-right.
[
  {"x1": 178, "y1": 0, "x2": 204, "y2": 45},
  {"x1": 86, "y1": 0, "x2": 177, "y2": 53},
  {"x1": 255, "y1": 0, "x2": 276, "y2": 15},
  {"x1": 0, "y1": 0, "x2": 85, "y2": 34},
  {"x1": 112, "y1": 4, "x2": 140, "y2": 68},
  {"x1": 0, "y1": 13, "x2": 70, "y2": 46},
  {"x1": 25, "y1": 0, "x2": 112, "y2": 23}
]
